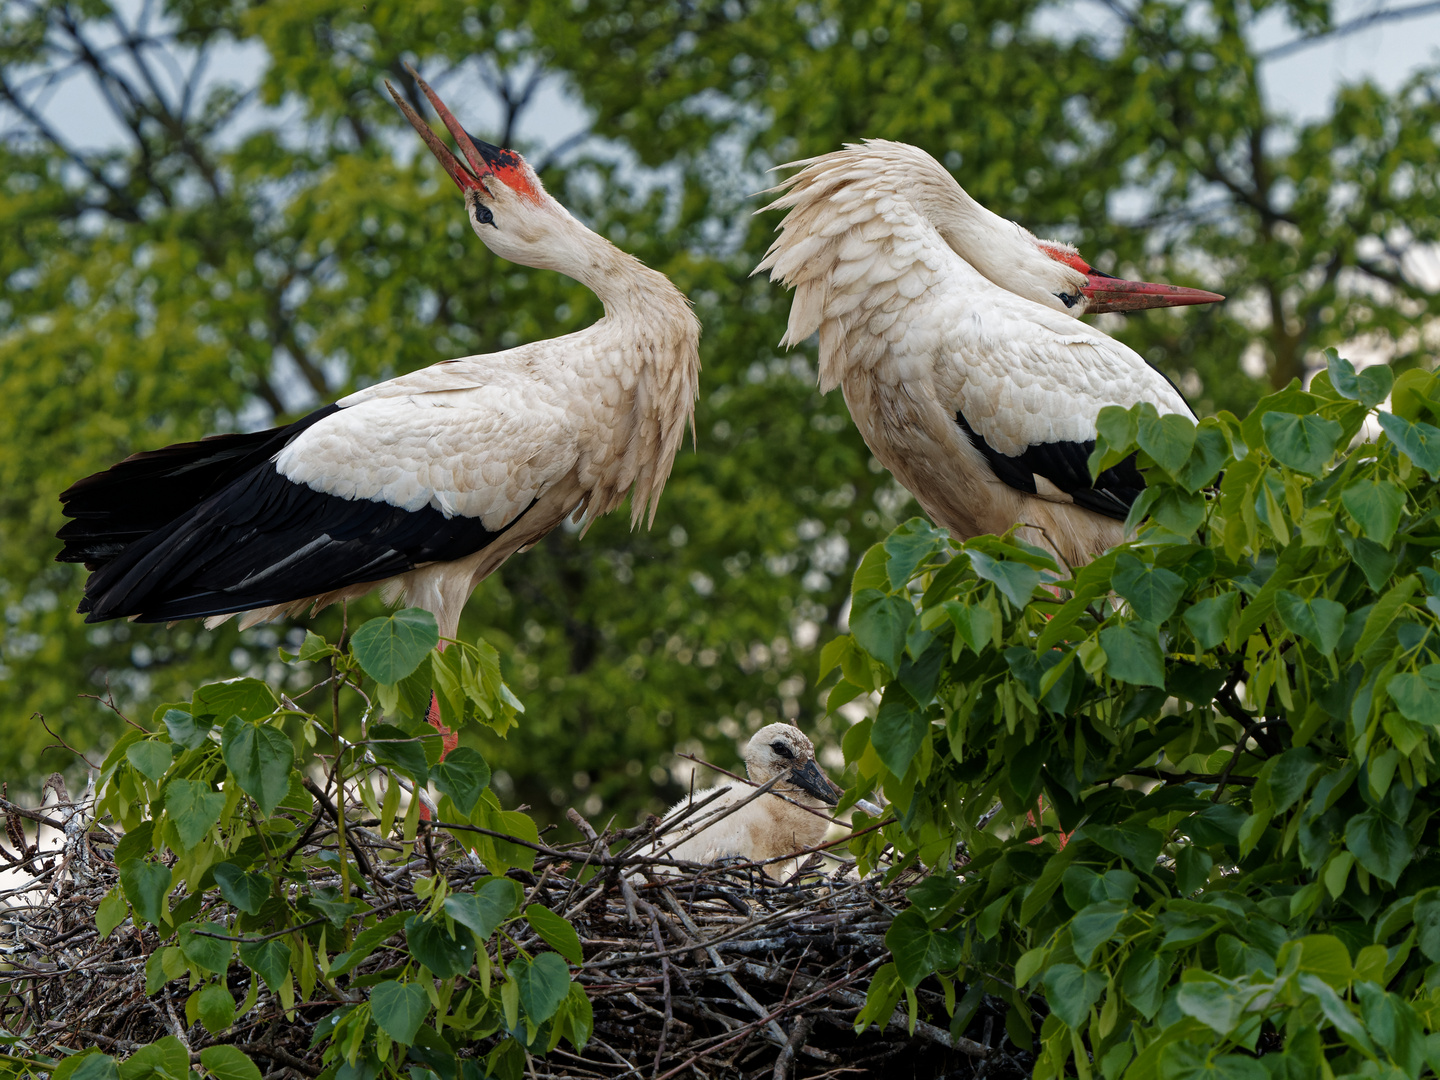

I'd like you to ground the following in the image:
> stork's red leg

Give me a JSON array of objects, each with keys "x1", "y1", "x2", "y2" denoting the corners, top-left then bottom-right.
[{"x1": 417, "y1": 691, "x2": 458, "y2": 824}]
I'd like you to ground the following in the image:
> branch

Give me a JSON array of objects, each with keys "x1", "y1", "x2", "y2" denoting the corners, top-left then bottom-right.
[{"x1": 1260, "y1": 2, "x2": 1440, "y2": 61}]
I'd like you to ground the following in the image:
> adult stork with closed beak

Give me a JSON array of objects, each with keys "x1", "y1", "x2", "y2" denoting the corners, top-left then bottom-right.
[
  {"x1": 756, "y1": 140, "x2": 1222, "y2": 567},
  {"x1": 57, "y1": 69, "x2": 700, "y2": 647}
]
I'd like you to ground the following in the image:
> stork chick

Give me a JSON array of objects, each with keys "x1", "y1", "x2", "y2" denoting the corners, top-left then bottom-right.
[
  {"x1": 56, "y1": 68, "x2": 700, "y2": 639},
  {"x1": 656, "y1": 724, "x2": 842, "y2": 880},
  {"x1": 756, "y1": 140, "x2": 1222, "y2": 568}
]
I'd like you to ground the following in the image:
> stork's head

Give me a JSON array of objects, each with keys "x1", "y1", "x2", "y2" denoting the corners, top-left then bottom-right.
[
  {"x1": 1029, "y1": 241, "x2": 1225, "y2": 316},
  {"x1": 743, "y1": 723, "x2": 841, "y2": 806},
  {"x1": 386, "y1": 70, "x2": 572, "y2": 269}
]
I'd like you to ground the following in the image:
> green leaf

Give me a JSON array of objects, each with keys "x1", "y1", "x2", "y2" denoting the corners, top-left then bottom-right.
[
  {"x1": 968, "y1": 550, "x2": 1041, "y2": 609},
  {"x1": 1175, "y1": 422, "x2": 1231, "y2": 493},
  {"x1": 199, "y1": 1045, "x2": 262, "y2": 1080},
  {"x1": 444, "y1": 878, "x2": 523, "y2": 942},
  {"x1": 179, "y1": 921, "x2": 233, "y2": 973},
  {"x1": 163, "y1": 708, "x2": 213, "y2": 751},
  {"x1": 885, "y1": 907, "x2": 962, "y2": 988},
  {"x1": 165, "y1": 779, "x2": 226, "y2": 851},
  {"x1": 405, "y1": 914, "x2": 475, "y2": 978},
  {"x1": 118, "y1": 1037, "x2": 188, "y2": 1080},
  {"x1": 212, "y1": 863, "x2": 271, "y2": 915},
  {"x1": 298, "y1": 631, "x2": 338, "y2": 662},
  {"x1": 1085, "y1": 822, "x2": 1163, "y2": 870},
  {"x1": 1346, "y1": 810, "x2": 1414, "y2": 885},
  {"x1": 1042, "y1": 963, "x2": 1104, "y2": 1028},
  {"x1": 871, "y1": 688, "x2": 928, "y2": 778},
  {"x1": 1269, "y1": 748, "x2": 1323, "y2": 814},
  {"x1": 97, "y1": 887, "x2": 129, "y2": 939},
  {"x1": 526, "y1": 904, "x2": 584, "y2": 965},
  {"x1": 1090, "y1": 405, "x2": 1139, "y2": 475},
  {"x1": 1378, "y1": 411, "x2": 1440, "y2": 479},
  {"x1": 1261, "y1": 412, "x2": 1341, "y2": 476},
  {"x1": 883, "y1": 518, "x2": 949, "y2": 589},
  {"x1": 431, "y1": 747, "x2": 491, "y2": 815},
  {"x1": 126, "y1": 741, "x2": 173, "y2": 783},
  {"x1": 1182, "y1": 592, "x2": 1239, "y2": 650},
  {"x1": 351, "y1": 609, "x2": 440, "y2": 684},
  {"x1": 1176, "y1": 976, "x2": 1249, "y2": 1036},
  {"x1": 1329, "y1": 351, "x2": 1394, "y2": 409},
  {"x1": 1297, "y1": 973, "x2": 1373, "y2": 1054},
  {"x1": 112, "y1": 821, "x2": 155, "y2": 866},
  {"x1": 1341, "y1": 480, "x2": 1406, "y2": 546},
  {"x1": 512, "y1": 952, "x2": 571, "y2": 1025},
  {"x1": 1137, "y1": 407, "x2": 1196, "y2": 475},
  {"x1": 221, "y1": 717, "x2": 295, "y2": 817},
  {"x1": 370, "y1": 980, "x2": 429, "y2": 1044},
  {"x1": 1275, "y1": 591, "x2": 1345, "y2": 655},
  {"x1": 1387, "y1": 667, "x2": 1440, "y2": 725},
  {"x1": 196, "y1": 983, "x2": 237, "y2": 1034},
  {"x1": 1070, "y1": 901, "x2": 1126, "y2": 966},
  {"x1": 238, "y1": 937, "x2": 292, "y2": 993},
  {"x1": 328, "y1": 912, "x2": 411, "y2": 977},
  {"x1": 1121, "y1": 951, "x2": 1163, "y2": 1020},
  {"x1": 367, "y1": 723, "x2": 431, "y2": 785},
  {"x1": 119, "y1": 859, "x2": 172, "y2": 927},
  {"x1": 58, "y1": 1053, "x2": 118, "y2": 1080},
  {"x1": 1097, "y1": 624, "x2": 1165, "y2": 688},
  {"x1": 945, "y1": 601, "x2": 995, "y2": 656},
  {"x1": 849, "y1": 589, "x2": 913, "y2": 671},
  {"x1": 193, "y1": 678, "x2": 277, "y2": 723},
  {"x1": 1112, "y1": 555, "x2": 1186, "y2": 623}
]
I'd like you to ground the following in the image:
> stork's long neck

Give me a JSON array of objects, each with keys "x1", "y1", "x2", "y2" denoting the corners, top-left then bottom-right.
[
  {"x1": 559, "y1": 217, "x2": 686, "y2": 323},
  {"x1": 545, "y1": 210, "x2": 700, "y2": 528}
]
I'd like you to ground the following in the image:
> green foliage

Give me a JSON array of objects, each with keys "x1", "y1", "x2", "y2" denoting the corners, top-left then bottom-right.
[
  {"x1": 19, "y1": 612, "x2": 587, "y2": 1080},
  {"x1": 829, "y1": 353, "x2": 1440, "y2": 1076}
]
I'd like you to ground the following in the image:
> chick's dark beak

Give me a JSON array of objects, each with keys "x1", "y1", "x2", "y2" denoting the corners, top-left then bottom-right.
[{"x1": 789, "y1": 759, "x2": 841, "y2": 806}]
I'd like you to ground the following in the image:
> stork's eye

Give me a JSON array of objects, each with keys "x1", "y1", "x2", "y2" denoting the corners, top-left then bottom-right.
[
  {"x1": 1056, "y1": 290, "x2": 1082, "y2": 308},
  {"x1": 771, "y1": 741, "x2": 794, "y2": 759},
  {"x1": 474, "y1": 205, "x2": 495, "y2": 227}
]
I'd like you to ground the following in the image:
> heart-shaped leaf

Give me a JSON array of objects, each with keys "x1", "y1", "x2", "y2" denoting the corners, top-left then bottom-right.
[
  {"x1": 221, "y1": 717, "x2": 295, "y2": 817},
  {"x1": 165, "y1": 779, "x2": 225, "y2": 851},
  {"x1": 431, "y1": 747, "x2": 491, "y2": 815},
  {"x1": 351, "y1": 609, "x2": 440, "y2": 684},
  {"x1": 370, "y1": 980, "x2": 429, "y2": 1044}
]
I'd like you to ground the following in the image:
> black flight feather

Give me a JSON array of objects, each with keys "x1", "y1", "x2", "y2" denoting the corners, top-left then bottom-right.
[
  {"x1": 955, "y1": 410, "x2": 1144, "y2": 521},
  {"x1": 58, "y1": 405, "x2": 526, "y2": 623},
  {"x1": 57, "y1": 405, "x2": 342, "y2": 565}
]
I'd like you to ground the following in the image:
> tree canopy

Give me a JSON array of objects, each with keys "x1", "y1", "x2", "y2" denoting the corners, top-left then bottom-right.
[{"x1": 2, "y1": 0, "x2": 1437, "y2": 832}]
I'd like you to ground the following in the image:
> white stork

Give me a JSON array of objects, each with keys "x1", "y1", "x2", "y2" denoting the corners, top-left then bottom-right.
[
  {"x1": 653, "y1": 723, "x2": 841, "y2": 880},
  {"x1": 756, "y1": 140, "x2": 1223, "y2": 567},
  {"x1": 56, "y1": 71, "x2": 700, "y2": 641}
]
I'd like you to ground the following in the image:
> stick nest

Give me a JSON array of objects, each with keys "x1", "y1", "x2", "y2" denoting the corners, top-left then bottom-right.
[{"x1": 0, "y1": 791, "x2": 1035, "y2": 1080}]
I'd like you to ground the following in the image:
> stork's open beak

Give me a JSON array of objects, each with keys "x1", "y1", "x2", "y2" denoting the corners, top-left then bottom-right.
[
  {"x1": 788, "y1": 759, "x2": 842, "y2": 806},
  {"x1": 384, "y1": 66, "x2": 494, "y2": 194},
  {"x1": 1081, "y1": 267, "x2": 1225, "y2": 314}
]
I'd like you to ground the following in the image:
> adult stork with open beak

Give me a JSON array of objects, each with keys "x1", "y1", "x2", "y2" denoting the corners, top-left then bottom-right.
[{"x1": 58, "y1": 68, "x2": 699, "y2": 648}]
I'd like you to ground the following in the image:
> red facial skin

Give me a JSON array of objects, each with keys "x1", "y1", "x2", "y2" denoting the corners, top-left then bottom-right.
[{"x1": 1038, "y1": 243, "x2": 1224, "y2": 314}]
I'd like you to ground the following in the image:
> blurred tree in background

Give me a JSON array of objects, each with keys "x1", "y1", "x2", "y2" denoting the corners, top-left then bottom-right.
[{"x1": 1, "y1": 0, "x2": 1437, "y2": 825}]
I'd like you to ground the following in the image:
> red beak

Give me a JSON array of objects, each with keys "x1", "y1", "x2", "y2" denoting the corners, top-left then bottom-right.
[
  {"x1": 1040, "y1": 244, "x2": 1224, "y2": 314},
  {"x1": 1081, "y1": 269, "x2": 1225, "y2": 314},
  {"x1": 384, "y1": 67, "x2": 494, "y2": 193}
]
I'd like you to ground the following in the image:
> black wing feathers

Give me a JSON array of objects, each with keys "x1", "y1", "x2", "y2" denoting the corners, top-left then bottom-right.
[
  {"x1": 57, "y1": 405, "x2": 341, "y2": 564},
  {"x1": 58, "y1": 405, "x2": 524, "y2": 624},
  {"x1": 955, "y1": 410, "x2": 1143, "y2": 521}
]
